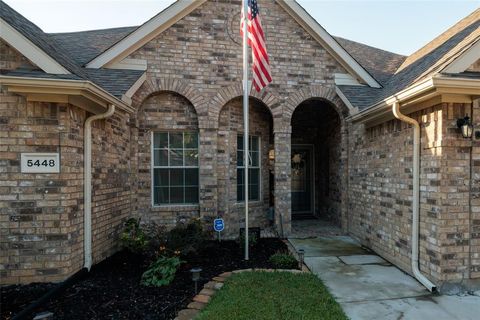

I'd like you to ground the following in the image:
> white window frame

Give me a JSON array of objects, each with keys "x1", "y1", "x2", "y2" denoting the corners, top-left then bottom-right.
[
  {"x1": 151, "y1": 131, "x2": 200, "y2": 207},
  {"x1": 236, "y1": 135, "x2": 262, "y2": 203}
]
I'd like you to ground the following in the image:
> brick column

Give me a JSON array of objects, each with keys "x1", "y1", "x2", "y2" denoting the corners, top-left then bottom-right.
[
  {"x1": 471, "y1": 98, "x2": 480, "y2": 280},
  {"x1": 274, "y1": 128, "x2": 292, "y2": 237},
  {"x1": 198, "y1": 125, "x2": 218, "y2": 224}
]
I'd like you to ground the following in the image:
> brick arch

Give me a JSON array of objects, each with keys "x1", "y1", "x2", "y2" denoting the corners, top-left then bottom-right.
[
  {"x1": 132, "y1": 78, "x2": 208, "y2": 118},
  {"x1": 210, "y1": 82, "x2": 283, "y2": 122},
  {"x1": 284, "y1": 85, "x2": 350, "y2": 123}
]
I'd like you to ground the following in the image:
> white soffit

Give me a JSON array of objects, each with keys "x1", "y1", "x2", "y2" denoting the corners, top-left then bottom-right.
[
  {"x1": 86, "y1": 0, "x2": 207, "y2": 69},
  {"x1": 0, "y1": 18, "x2": 70, "y2": 74}
]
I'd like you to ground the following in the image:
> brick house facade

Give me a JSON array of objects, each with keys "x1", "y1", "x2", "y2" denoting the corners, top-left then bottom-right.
[{"x1": 1, "y1": 1, "x2": 479, "y2": 293}]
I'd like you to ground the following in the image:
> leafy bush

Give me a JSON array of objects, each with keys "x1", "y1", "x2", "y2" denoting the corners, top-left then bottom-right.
[
  {"x1": 239, "y1": 231, "x2": 258, "y2": 249},
  {"x1": 166, "y1": 219, "x2": 209, "y2": 257},
  {"x1": 269, "y1": 253, "x2": 298, "y2": 269},
  {"x1": 141, "y1": 256, "x2": 183, "y2": 287},
  {"x1": 120, "y1": 218, "x2": 149, "y2": 253}
]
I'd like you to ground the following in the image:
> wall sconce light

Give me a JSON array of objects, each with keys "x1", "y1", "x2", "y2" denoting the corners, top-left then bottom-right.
[
  {"x1": 190, "y1": 267, "x2": 202, "y2": 294},
  {"x1": 297, "y1": 249, "x2": 305, "y2": 269},
  {"x1": 457, "y1": 116, "x2": 473, "y2": 139},
  {"x1": 268, "y1": 149, "x2": 275, "y2": 161}
]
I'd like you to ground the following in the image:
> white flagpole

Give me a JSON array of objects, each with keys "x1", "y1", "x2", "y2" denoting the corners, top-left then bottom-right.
[{"x1": 242, "y1": 0, "x2": 249, "y2": 261}]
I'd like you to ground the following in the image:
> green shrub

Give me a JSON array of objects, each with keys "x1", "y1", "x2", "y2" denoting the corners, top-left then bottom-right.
[
  {"x1": 239, "y1": 231, "x2": 258, "y2": 249},
  {"x1": 166, "y1": 219, "x2": 209, "y2": 257},
  {"x1": 120, "y1": 218, "x2": 149, "y2": 253},
  {"x1": 269, "y1": 253, "x2": 298, "y2": 269},
  {"x1": 141, "y1": 255, "x2": 183, "y2": 287}
]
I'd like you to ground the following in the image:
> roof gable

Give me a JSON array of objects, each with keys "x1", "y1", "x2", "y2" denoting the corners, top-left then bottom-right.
[{"x1": 85, "y1": 0, "x2": 381, "y2": 88}]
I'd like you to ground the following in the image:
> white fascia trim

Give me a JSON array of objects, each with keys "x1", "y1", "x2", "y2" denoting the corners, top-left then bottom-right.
[
  {"x1": 121, "y1": 72, "x2": 147, "y2": 104},
  {"x1": 334, "y1": 73, "x2": 363, "y2": 86},
  {"x1": 106, "y1": 58, "x2": 147, "y2": 71},
  {"x1": 335, "y1": 86, "x2": 359, "y2": 115},
  {"x1": 0, "y1": 75, "x2": 133, "y2": 113},
  {"x1": 442, "y1": 39, "x2": 480, "y2": 73},
  {"x1": 276, "y1": 0, "x2": 381, "y2": 88},
  {"x1": 0, "y1": 18, "x2": 70, "y2": 74},
  {"x1": 86, "y1": 0, "x2": 207, "y2": 69}
]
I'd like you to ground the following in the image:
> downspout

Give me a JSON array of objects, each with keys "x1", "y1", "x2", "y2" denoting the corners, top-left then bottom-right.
[
  {"x1": 392, "y1": 101, "x2": 436, "y2": 292},
  {"x1": 84, "y1": 104, "x2": 115, "y2": 270}
]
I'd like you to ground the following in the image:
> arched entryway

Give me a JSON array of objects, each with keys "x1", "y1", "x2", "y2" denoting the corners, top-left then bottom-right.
[{"x1": 290, "y1": 98, "x2": 343, "y2": 228}]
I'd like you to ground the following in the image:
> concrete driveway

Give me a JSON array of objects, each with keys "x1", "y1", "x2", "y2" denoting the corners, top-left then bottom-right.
[{"x1": 289, "y1": 236, "x2": 480, "y2": 320}]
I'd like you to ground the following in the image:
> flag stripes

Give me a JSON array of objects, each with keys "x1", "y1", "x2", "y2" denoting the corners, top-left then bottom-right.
[{"x1": 241, "y1": 0, "x2": 272, "y2": 92}]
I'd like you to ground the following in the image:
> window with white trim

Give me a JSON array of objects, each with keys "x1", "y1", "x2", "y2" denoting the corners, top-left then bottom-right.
[
  {"x1": 152, "y1": 132, "x2": 199, "y2": 205},
  {"x1": 237, "y1": 135, "x2": 260, "y2": 201}
]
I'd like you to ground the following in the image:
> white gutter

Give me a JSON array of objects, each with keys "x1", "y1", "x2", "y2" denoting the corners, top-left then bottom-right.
[
  {"x1": 392, "y1": 101, "x2": 436, "y2": 292},
  {"x1": 83, "y1": 104, "x2": 115, "y2": 270}
]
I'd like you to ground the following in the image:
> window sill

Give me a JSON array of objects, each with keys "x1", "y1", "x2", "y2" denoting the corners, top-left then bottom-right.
[
  {"x1": 233, "y1": 201, "x2": 264, "y2": 208},
  {"x1": 151, "y1": 204, "x2": 200, "y2": 211}
]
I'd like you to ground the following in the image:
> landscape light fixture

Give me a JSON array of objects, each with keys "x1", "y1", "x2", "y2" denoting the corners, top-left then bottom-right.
[
  {"x1": 457, "y1": 115, "x2": 473, "y2": 139},
  {"x1": 190, "y1": 267, "x2": 202, "y2": 294},
  {"x1": 298, "y1": 249, "x2": 305, "y2": 268}
]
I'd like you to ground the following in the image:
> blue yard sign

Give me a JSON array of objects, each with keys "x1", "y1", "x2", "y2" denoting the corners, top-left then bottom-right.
[{"x1": 214, "y1": 218, "x2": 225, "y2": 232}]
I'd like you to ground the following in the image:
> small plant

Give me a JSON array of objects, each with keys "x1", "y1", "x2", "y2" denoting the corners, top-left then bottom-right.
[
  {"x1": 141, "y1": 255, "x2": 183, "y2": 287},
  {"x1": 166, "y1": 218, "x2": 209, "y2": 257},
  {"x1": 120, "y1": 218, "x2": 149, "y2": 253},
  {"x1": 239, "y1": 231, "x2": 258, "y2": 249},
  {"x1": 269, "y1": 252, "x2": 298, "y2": 269}
]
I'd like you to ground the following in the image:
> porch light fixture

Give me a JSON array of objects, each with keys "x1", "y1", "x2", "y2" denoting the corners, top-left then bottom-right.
[
  {"x1": 457, "y1": 116, "x2": 473, "y2": 139},
  {"x1": 190, "y1": 267, "x2": 202, "y2": 294},
  {"x1": 297, "y1": 249, "x2": 305, "y2": 268},
  {"x1": 268, "y1": 149, "x2": 275, "y2": 161}
]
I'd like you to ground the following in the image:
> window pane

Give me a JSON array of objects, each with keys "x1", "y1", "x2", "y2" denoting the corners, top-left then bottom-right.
[
  {"x1": 237, "y1": 184, "x2": 244, "y2": 201},
  {"x1": 170, "y1": 149, "x2": 183, "y2": 166},
  {"x1": 170, "y1": 169, "x2": 184, "y2": 186},
  {"x1": 170, "y1": 187, "x2": 184, "y2": 203},
  {"x1": 154, "y1": 149, "x2": 168, "y2": 166},
  {"x1": 185, "y1": 149, "x2": 198, "y2": 166},
  {"x1": 184, "y1": 133, "x2": 198, "y2": 148},
  {"x1": 185, "y1": 187, "x2": 199, "y2": 203},
  {"x1": 154, "y1": 169, "x2": 169, "y2": 187},
  {"x1": 154, "y1": 132, "x2": 168, "y2": 149},
  {"x1": 249, "y1": 168, "x2": 259, "y2": 185},
  {"x1": 170, "y1": 133, "x2": 183, "y2": 148},
  {"x1": 185, "y1": 168, "x2": 199, "y2": 186},
  {"x1": 250, "y1": 136, "x2": 259, "y2": 151},
  {"x1": 154, "y1": 187, "x2": 169, "y2": 205},
  {"x1": 249, "y1": 183, "x2": 259, "y2": 201},
  {"x1": 237, "y1": 168, "x2": 244, "y2": 185},
  {"x1": 237, "y1": 150, "x2": 244, "y2": 167},
  {"x1": 250, "y1": 151, "x2": 259, "y2": 167},
  {"x1": 237, "y1": 135, "x2": 243, "y2": 150}
]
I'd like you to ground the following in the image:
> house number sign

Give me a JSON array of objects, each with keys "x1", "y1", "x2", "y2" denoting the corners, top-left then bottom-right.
[{"x1": 21, "y1": 153, "x2": 60, "y2": 173}]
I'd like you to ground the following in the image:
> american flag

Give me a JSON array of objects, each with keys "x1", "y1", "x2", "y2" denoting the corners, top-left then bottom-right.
[{"x1": 241, "y1": 0, "x2": 272, "y2": 92}]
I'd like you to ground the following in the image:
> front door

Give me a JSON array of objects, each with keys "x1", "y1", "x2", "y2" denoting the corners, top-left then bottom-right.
[{"x1": 291, "y1": 145, "x2": 314, "y2": 216}]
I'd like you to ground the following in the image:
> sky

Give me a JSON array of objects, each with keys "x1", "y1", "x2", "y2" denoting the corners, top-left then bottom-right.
[{"x1": 3, "y1": 0, "x2": 480, "y2": 56}]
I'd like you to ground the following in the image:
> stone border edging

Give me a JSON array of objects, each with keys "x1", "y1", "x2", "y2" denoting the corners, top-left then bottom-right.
[{"x1": 174, "y1": 268, "x2": 310, "y2": 320}]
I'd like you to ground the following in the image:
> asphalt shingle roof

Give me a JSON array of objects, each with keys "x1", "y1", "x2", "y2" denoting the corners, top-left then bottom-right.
[
  {"x1": 338, "y1": 15, "x2": 480, "y2": 111},
  {"x1": 1, "y1": 2, "x2": 143, "y2": 100},
  {"x1": 50, "y1": 27, "x2": 137, "y2": 66}
]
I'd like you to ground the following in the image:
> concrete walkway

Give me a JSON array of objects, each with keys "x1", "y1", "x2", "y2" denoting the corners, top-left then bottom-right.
[{"x1": 289, "y1": 236, "x2": 480, "y2": 320}]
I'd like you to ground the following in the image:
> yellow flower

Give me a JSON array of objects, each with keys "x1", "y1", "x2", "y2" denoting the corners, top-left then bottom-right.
[{"x1": 174, "y1": 250, "x2": 181, "y2": 256}]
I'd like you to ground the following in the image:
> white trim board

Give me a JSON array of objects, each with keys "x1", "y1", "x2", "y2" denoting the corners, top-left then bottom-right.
[
  {"x1": 276, "y1": 0, "x2": 381, "y2": 88},
  {"x1": 442, "y1": 39, "x2": 480, "y2": 73},
  {"x1": 86, "y1": 0, "x2": 207, "y2": 68},
  {"x1": 0, "y1": 18, "x2": 70, "y2": 74}
]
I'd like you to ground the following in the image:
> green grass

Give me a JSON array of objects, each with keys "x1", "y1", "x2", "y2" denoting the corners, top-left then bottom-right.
[{"x1": 196, "y1": 271, "x2": 347, "y2": 320}]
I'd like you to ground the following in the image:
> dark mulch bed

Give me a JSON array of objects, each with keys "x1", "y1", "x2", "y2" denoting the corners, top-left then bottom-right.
[{"x1": 1, "y1": 238, "x2": 289, "y2": 320}]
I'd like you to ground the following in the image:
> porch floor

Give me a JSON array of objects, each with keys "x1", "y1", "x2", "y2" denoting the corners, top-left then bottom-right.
[
  {"x1": 288, "y1": 236, "x2": 480, "y2": 320},
  {"x1": 290, "y1": 218, "x2": 344, "y2": 238}
]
